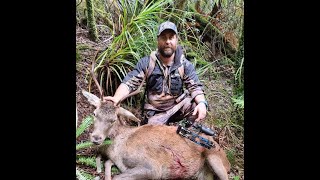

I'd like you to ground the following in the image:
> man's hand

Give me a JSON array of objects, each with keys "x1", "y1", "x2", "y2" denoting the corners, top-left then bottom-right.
[
  {"x1": 103, "y1": 96, "x2": 119, "y2": 106},
  {"x1": 103, "y1": 83, "x2": 130, "y2": 106},
  {"x1": 192, "y1": 103, "x2": 207, "y2": 122}
]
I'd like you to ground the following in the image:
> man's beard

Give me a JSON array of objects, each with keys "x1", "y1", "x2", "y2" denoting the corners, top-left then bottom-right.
[{"x1": 158, "y1": 47, "x2": 175, "y2": 58}]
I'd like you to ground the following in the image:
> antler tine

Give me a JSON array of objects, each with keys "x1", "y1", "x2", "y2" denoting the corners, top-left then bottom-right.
[
  {"x1": 115, "y1": 72, "x2": 147, "y2": 106},
  {"x1": 90, "y1": 49, "x2": 104, "y2": 101}
]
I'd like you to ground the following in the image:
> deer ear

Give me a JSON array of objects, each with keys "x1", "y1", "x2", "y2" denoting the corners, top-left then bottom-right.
[
  {"x1": 82, "y1": 90, "x2": 100, "y2": 107},
  {"x1": 117, "y1": 107, "x2": 141, "y2": 123}
]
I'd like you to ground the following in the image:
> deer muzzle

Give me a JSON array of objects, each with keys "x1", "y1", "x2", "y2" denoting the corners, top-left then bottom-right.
[{"x1": 90, "y1": 134, "x2": 104, "y2": 145}]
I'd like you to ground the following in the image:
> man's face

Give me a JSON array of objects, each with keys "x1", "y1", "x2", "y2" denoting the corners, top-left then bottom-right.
[{"x1": 157, "y1": 29, "x2": 178, "y2": 58}]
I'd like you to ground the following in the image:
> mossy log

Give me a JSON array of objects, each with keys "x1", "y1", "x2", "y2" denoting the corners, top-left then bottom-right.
[{"x1": 190, "y1": 6, "x2": 237, "y2": 56}]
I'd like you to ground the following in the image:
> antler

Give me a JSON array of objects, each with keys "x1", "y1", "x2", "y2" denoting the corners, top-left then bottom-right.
[
  {"x1": 90, "y1": 49, "x2": 104, "y2": 101},
  {"x1": 115, "y1": 71, "x2": 147, "y2": 106}
]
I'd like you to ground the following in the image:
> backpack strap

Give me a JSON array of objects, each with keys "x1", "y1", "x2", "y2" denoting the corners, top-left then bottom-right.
[
  {"x1": 177, "y1": 54, "x2": 185, "y2": 79},
  {"x1": 147, "y1": 51, "x2": 157, "y2": 78},
  {"x1": 140, "y1": 51, "x2": 157, "y2": 123}
]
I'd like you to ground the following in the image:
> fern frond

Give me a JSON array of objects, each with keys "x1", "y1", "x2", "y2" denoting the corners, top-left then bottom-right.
[
  {"x1": 77, "y1": 156, "x2": 97, "y2": 168},
  {"x1": 102, "y1": 139, "x2": 113, "y2": 145},
  {"x1": 76, "y1": 141, "x2": 94, "y2": 150},
  {"x1": 76, "y1": 167, "x2": 94, "y2": 180},
  {"x1": 231, "y1": 95, "x2": 244, "y2": 109},
  {"x1": 76, "y1": 115, "x2": 93, "y2": 138}
]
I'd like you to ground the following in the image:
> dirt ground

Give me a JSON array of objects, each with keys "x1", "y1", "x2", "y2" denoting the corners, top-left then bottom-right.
[{"x1": 76, "y1": 25, "x2": 244, "y2": 180}]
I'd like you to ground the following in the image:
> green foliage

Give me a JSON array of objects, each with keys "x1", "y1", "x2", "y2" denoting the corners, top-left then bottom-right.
[
  {"x1": 180, "y1": 40, "x2": 214, "y2": 78},
  {"x1": 76, "y1": 0, "x2": 87, "y2": 24},
  {"x1": 77, "y1": 44, "x2": 91, "y2": 51},
  {"x1": 102, "y1": 139, "x2": 113, "y2": 145},
  {"x1": 76, "y1": 167, "x2": 94, "y2": 180},
  {"x1": 76, "y1": 114, "x2": 114, "y2": 179},
  {"x1": 231, "y1": 21, "x2": 244, "y2": 127},
  {"x1": 233, "y1": 27, "x2": 244, "y2": 91},
  {"x1": 231, "y1": 94, "x2": 243, "y2": 109},
  {"x1": 76, "y1": 141, "x2": 94, "y2": 150},
  {"x1": 234, "y1": 57, "x2": 244, "y2": 88},
  {"x1": 76, "y1": 116, "x2": 96, "y2": 179},
  {"x1": 76, "y1": 48, "x2": 81, "y2": 62},
  {"x1": 226, "y1": 149, "x2": 236, "y2": 166},
  {"x1": 76, "y1": 44, "x2": 92, "y2": 68},
  {"x1": 76, "y1": 0, "x2": 245, "y2": 178},
  {"x1": 233, "y1": 22, "x2": 244, "y2": 87},
  {"x1": 77, "y1": 139, "x2": 112, "y2": 151},
  {"x1": 77, "y1": 156, "x2": 97, "y2": 168},
  {"x1": 112, "y1": 166, "x2": 120, "y2": 174},
  {"x1": 92, "y1": 0, "x2": 176, "y2": 96},
  {"x1": 78, "y1": 0, "x2": 245, "y2": 99},
  {"x1": 233, "y1": 176, "x2": 240, "y2": 180},
  {"x1": 76, "y1": 115, "x2": 93, "y2": 138}
]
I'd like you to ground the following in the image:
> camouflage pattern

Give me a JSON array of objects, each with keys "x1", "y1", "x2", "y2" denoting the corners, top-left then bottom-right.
[
  {"x1": 157, "y1": 21, "x2": 178, "y2": 36},
  {"x1": 122, "y1": 46, "x2": 205, "y2": 123}
]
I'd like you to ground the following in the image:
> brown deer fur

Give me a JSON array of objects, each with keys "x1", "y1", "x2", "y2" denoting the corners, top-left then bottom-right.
[{"x1": 82, "y1": 90, "x2": 230, "y2": 180}]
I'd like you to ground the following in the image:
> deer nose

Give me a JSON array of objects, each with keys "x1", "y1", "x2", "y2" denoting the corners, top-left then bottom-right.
[{"x1": 91, "y1": 135, "x2": 102, "y2": 144}]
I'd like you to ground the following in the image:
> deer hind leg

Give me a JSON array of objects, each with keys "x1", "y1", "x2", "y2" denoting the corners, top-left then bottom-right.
[
  {"x1": 112, "y1": 166, "x2": 154, "y2": 180},
  {"x1": 196, "y1": 163, "x2": 214, "y2": 180},
  {"x1": 206, "y1": 154, "x2": 229, "y2": 180}
]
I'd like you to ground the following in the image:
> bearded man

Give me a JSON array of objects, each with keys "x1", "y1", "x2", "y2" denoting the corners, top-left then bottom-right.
[{"x1": 104, "y1": 21, "x2": 208, "y2": 125}]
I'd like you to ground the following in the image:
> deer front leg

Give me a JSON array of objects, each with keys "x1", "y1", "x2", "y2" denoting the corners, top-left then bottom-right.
[
  {"x1": 96, "y1": 155, "x2": 102, "y2": 173},
  {"x1": 104, "y1": 160, "x2": 114, "y2": 180},
  {"x1": 112, "y1": 166, "x2": 154, "y2": 180}
]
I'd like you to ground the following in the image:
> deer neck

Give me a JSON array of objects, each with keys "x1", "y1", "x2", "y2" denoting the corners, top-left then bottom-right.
[{"x1": 106, "y1": 121, "x2": 132, "y2": 139}]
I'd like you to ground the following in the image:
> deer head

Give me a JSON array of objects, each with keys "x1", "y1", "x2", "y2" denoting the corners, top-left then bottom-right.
[
  {"x1": 82, "y1": 90, "x2": 140, "y2": 145},
  {"x1": 82, "y1": 52, "x2": 141, "y2": 145}
]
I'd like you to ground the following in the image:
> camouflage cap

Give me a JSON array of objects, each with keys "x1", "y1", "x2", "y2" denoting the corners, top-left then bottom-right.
[{"x1": 157, "y1": 21, "x2": 178, "y2": 36}]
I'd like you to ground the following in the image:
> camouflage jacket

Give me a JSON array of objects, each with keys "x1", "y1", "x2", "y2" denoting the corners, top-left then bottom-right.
[{"x1": 122, "y1": 46, "x2": 204, "y2": 111}]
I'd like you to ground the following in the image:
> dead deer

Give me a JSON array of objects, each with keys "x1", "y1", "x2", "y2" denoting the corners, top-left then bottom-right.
[
  {"x1": 83, "y1": 55, "x2": 231, "y2": 180},
  {"x1": 83, "y1": 88, "x2": 230, "y2": 180}
]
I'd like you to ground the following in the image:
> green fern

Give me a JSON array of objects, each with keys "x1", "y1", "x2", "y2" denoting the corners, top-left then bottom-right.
[
  {"x1": 94, "y1": 0, "x2": 178, "y2": 96},
  {"x1": 76, "y1": 115, "x2": 96, "y2": 180},
  {"x1": 77, "y1": 156, "x2": 97, "y2": 168},
  {"x1": 76, "y1": 141, "x2": 94, "y2": 150},
  {"x1": 233, "y1": 176, "x2": 240, "y2": 180},
  {"x1": 77, "y1": 0, "x2": 244, "y2": 179},
  {"x1": 76, "y1": 139, "x2": 112, "y2": 150},
  {"x1": 76, "y1": 115, "x2": 93, "y2": 138},
  {"x1": 76, "y1": 167, "x2": 94, "y2": 180},
  {"x1": 103, "y1": 139, "x2": 113, "y2": 145},
  {"x1": 231, "y1": 94, "x2": 244, "y2": 109}
]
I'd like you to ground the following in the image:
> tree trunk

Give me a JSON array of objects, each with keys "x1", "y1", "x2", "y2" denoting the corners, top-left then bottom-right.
[{"x1": 86, "y1": 0, "x2": 98, "y2": 42}]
